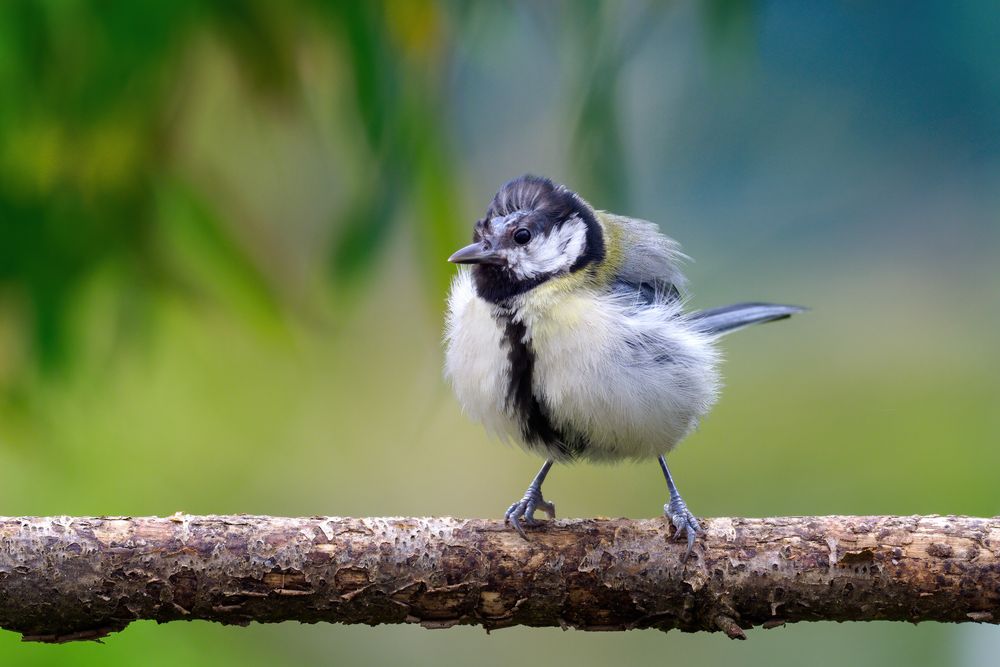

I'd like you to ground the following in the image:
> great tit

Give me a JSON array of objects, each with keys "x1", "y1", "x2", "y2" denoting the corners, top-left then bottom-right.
[{"x1": 444, "y1": 174, "x2": 804, "y2": 560}]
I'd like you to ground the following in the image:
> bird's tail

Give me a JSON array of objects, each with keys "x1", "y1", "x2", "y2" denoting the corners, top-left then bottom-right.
[{"x1": 688, "y1": 302, "x2": 807, "y2": 336}]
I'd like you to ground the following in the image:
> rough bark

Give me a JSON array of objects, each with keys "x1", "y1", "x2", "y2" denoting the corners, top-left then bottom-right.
[{"x1": 0, "y1": 514, "x2": 998, "y2": 643}]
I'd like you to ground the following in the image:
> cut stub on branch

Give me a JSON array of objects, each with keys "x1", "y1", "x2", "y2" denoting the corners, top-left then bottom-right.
[{"x1": 0, "y1": 514, "x2": 998, "y2": 642}]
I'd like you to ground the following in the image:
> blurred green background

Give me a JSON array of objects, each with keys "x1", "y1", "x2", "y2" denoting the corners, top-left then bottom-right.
[{"x1": 1, "y1": 0, "x2": 999, "y2": 665}]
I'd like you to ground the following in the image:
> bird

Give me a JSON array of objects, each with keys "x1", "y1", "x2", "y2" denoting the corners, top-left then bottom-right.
[{"x1": 443, "y1": 174, "x2": 804, "y2": 560}]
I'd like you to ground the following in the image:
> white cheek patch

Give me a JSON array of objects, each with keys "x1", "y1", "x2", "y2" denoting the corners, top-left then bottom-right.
[{"x1": 509, "y1": 216, "x2": 588, "y2": 280}]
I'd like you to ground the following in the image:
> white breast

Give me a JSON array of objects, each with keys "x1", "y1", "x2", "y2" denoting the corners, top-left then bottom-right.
[
  {"x1": 443, "y1": 270, "x2": 522, "y2": 443},
  {"x1": 444, "y1": 270, "x2": 721, "y2": 462},
  {"x1": 516, "y1": 283, "x2": 720, "y2": 461}
]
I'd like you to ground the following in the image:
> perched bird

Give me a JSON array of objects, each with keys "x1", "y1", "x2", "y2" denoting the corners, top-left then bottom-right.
[{"x1": 444, "y1": 174, "x2": 803, "y2": 559}]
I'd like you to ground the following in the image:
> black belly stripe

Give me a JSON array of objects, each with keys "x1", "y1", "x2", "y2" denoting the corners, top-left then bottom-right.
[{"x1": 500, "y1": 314, "x2": 588, "y2": 459}]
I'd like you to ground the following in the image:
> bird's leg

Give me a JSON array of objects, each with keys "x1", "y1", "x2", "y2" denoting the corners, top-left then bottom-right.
[
  {"x1": 505, "y1": 459, "x2": 556, "y2": 539},
  {"x1": 659, "y1": 454, "x2": 701, "y2": 562}
]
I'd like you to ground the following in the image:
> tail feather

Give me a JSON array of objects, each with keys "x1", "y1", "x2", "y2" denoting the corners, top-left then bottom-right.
[{"x1": 689, "y1": 302, "x2": 807, "y2": 336}]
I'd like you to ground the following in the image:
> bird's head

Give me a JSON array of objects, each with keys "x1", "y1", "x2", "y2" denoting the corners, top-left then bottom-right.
[{"x1": 449, "y1": 175, "x2": 606, "y2": 303}]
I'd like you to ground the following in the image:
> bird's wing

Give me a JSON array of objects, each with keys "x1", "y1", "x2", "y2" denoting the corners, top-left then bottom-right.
[
  {"x1": 688, "y1": 302, "x2": 807, "y2": 336},
  {"x1": 598, "y1": 213, "x2": 688, "y2": 299},
  {"x1": 610, "y1": 279, "x2": 680, "y2": 305},
  {"x1": 597, "y1": 213, "x2": 806, "y2": 333}
]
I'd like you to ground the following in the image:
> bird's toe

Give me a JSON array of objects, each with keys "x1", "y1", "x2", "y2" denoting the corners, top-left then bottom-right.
[
  {"x1": 664, "y1": 500, "x2": 701, "y2": 562},
  {"x1": 504, "y1": 487, "x2": 555, "y2": 539}
]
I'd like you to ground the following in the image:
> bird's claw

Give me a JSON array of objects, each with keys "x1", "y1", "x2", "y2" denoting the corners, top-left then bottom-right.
[
  {"x1": 664, "y1": 496, "x2": 701, "y2": 562},
  {"x1": 505, "y1": 486, "x2": 556, "y2": 539}
]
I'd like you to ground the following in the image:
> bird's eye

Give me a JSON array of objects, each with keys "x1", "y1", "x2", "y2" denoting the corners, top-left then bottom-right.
[{"x1": 513, "y1": 228, "x2": 532, "y2": 245}]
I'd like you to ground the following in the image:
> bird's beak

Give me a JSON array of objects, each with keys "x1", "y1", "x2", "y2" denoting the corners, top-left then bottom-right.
[{"x1": 448, "y1": 242, "x2": 502, "y2": 265}]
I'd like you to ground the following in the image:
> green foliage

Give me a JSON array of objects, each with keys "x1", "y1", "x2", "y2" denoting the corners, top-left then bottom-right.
[{"x1": 0, "y1": 0, "x2": 474, "y2": 382}]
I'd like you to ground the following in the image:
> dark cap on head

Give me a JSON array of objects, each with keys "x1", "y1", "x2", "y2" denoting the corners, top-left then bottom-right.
[
  {"x1": 486, "y1": 175, "x2": 578, "y2": 221},
  {"x1": 448, "y1": 175, "x2": 606, "y2": 304}
]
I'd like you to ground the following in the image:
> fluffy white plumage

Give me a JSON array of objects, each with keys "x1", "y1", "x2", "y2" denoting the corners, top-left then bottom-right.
[
  {"x1": 444, "y1": 269, "x2": 523, "y2": 443},
  {"x1": 444, "y1": 213, "x2": 720, "y2": 463}
]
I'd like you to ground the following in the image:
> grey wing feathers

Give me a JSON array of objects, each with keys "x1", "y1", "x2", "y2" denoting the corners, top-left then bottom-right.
[
  {"x1": 602, "y1": 213, "x2": 688, "y2": 296},
  {"x1": 598, "y1": 213, "x2": 805, "y2": 335},
  {"x1": 689, "y1": 302, "x2": 807, "y2": 336},
  {"x1": 612, "y1": 279, "x2": 681, "y2": 305}
]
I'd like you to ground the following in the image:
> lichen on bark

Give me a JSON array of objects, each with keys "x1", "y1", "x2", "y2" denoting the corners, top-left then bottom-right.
[{"x1": 0, "y1": 514, "x2": 998, "y2": 642}]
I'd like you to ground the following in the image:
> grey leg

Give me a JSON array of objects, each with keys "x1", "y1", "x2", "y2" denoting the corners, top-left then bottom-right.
[
  {"x1": 505, "y1": 460, "x2": 556, "y2": 539},
  {"x1": 658, "y1": 454, "x2": 701, "y2": 562}
]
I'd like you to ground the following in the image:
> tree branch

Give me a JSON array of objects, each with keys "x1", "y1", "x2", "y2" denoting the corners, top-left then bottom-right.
[{"x1": 1, "y1": 515, "x2": 997, "y2": 642}]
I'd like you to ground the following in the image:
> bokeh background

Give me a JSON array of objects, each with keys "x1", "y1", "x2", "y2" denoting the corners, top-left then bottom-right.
[{"x1": 1, "y1": 1, "x2": 999, "y2": 665}]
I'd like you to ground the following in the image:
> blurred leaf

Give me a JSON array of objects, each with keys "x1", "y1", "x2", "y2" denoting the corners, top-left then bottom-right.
[
  {"x1": 318, "y1": 0, "x2": 400, "y2": 148},
  {"x1": 572, "y1": 60, "x2": 629, "y2": 211},
  {"x1": 327, "y1": 174, "x2": 403, "y2": 293},
  {"x1": 409, "y1": 112, "x2": 466, "y2": 301},
  {"x1": 567, "y1": 2, "x2": 665, "y2": 210},
  {"x1": 155, "y1": 181, "x2": 285, "y2": 330},
  {"x1": 322, "y1": 0, "x2": 462, "y2": 302},
  {"x1": 701, "y1": 0, "x2": 758, "y2": 71},
  {"x1": 206, "y1": 0, "x2": 299, "y2": 98}
]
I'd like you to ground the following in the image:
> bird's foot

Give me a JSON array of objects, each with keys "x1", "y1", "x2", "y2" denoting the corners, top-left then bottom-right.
[
  {"x1": 505, "y1": 486, "x2": 556, "y2": 540},
  {"x1": 664, "y1": 495, "x2": 701, "y2": 562}
]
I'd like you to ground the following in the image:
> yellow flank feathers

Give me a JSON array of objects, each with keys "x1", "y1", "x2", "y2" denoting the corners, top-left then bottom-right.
[{"x1": 594, "y1": 211, "x2": 625, "y2": 287}]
